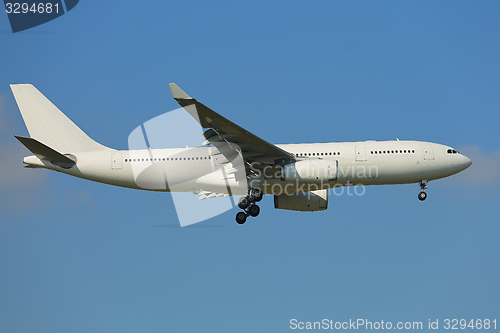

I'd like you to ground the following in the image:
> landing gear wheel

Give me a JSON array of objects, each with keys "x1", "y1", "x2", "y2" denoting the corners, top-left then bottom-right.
[
  {"x1": 248, "y1": 204, "x2": 260, "y2": 217},
  {"x1": 236, "y1": 212, "x2": 247, "y2": 224},
  {"x1": 236, "y1": 189, "x2": 263, "y2": 223},
  {"x1": 418, "y1": 191, "x2": 427, "y2": 201},
  {"x1": 250, "y1": 188, "x2": 263, "y2": 202},
  {"x1": 238, "y1": 196, "x2": 250, "y2": 209}
]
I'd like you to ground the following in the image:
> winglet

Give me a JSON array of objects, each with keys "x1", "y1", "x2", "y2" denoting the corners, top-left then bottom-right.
[{"x1": 169, "y1": 83, "x2": 192, "y2": 100}]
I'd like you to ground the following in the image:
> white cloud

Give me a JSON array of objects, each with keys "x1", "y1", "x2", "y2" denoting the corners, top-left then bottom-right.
[
  {"x1": 443, "y1": 145, "x2": 500, "y2": 187},
  {"x1": 66, "y1": 189, "x2": 97, "y2": 211},
  {"x1": 0, "y1": 95, "x2": 7, "y2": 132},
  {"x1": 0, "y1": 96, "x2": 51, "y2": 215},
  {"x1": 0, "y1": 95, "x2": 97, "y2": 217}
]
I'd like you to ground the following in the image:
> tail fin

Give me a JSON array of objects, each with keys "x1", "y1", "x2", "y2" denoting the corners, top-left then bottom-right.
[{"x1": 10, "y1": 84, "x2": 112, "y2": 153}]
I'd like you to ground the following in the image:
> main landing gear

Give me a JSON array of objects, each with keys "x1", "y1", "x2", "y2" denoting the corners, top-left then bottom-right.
[
  {"x1": 235, "y1": 187, "x2": 263, "y2": 224},
  {"x1": 418, "y1": 180, "x2": 428, "y2": 201}
]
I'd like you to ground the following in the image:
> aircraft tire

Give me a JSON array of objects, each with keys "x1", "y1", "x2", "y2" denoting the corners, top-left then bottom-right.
[
  {"x1": 238, "y1": 196, "x2": 250, "y2": 209},
  {"x1": 251, "y1": 188, "x2": 263, "y2": 202},
  {"x1": 418, "y1": 191, "x2": 427, "y2": 201},
  {"x1": 236, "y1": 212, "x2": 247, "y2": 224},
  {"x1": 248, "y1": 204, "x2": 260, "y2": 217}
]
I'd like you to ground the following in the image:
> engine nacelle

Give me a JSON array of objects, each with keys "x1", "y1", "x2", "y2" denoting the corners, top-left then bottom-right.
[
  {"x1": 274, "y1": 189, "x2": 328, "y2": 212},
  {"x1": 283, "y1": 159, "x2": 337, "y2": 182}
]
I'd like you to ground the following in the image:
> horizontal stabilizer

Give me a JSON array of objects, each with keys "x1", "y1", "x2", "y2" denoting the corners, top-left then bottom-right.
[{"x1": 15, "y1": 136, "x2": 76, "y2": 169}]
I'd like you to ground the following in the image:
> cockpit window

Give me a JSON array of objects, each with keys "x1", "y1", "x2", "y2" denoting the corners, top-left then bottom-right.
[{"x1": 447, "y1": 149, "x2": 458, "y2": 154}]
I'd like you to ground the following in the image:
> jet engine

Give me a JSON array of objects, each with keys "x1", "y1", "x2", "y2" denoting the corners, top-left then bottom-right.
[{"x1": 274, "y1": 189, "x2": 328, "y2": 211}]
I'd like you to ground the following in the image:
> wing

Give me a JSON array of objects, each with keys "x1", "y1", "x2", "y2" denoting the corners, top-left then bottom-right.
[{"x1": 169, "y1": 83, "x2": 294, "y2": 165}]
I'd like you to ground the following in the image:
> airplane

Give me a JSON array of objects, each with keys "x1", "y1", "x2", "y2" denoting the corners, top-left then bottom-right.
[{"x1": 10, "y1": 83, "x2": 472, "y2": 224}]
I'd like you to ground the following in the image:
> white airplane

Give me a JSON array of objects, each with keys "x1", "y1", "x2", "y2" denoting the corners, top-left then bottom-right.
[{"x1": 11, "y1": 83, "x2": 472, "y2": 224}]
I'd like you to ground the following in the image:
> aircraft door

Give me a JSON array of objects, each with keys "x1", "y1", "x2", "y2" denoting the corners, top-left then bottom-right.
[
  {"x1": 209, "y1": 147, "x2": 220, "y2": 170},
  {"x1": 112, "y1": 153, "x2": 122, "y2": 169},
  {"x1": 355, "y1": 145, "x2": 367, "y2": 161},
  {"x1": 422, "y1": 143, "x2": 434, "y2": 160},
  {"x1": 209, "y1": 145, "x2": 230, "y2": 170}
]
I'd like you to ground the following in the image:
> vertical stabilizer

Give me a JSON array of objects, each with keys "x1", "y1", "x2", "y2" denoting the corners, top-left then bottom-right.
[{"x1": 10, "y1": 84, "x2": 112, "y2": 153}]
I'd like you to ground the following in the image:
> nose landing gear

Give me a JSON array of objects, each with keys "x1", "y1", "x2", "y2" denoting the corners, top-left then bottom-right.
[
  {"x1": 418, "y1": 180, "x2": 428, "y2": 201},
  {"x1": 235, "y1": 188, "x2": 263, "y2": 224}
]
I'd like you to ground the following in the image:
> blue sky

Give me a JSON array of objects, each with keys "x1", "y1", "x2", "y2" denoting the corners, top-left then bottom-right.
[{"x1": 1, "y1": 1, "x2": 499, "y2": 332}]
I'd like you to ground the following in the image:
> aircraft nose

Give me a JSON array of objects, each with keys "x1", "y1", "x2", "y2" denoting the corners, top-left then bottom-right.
[{"x1": 459, "y1": 154, "x2": 472, "y2": 171}]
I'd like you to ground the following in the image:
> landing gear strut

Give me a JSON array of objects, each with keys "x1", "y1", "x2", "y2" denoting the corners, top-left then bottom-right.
[
  {"x1": 235, "y1": 187, "x2": 263, "y2": 224},
  {"x1": 418, "y1": 180, "x2": 428, "y2": 201}
]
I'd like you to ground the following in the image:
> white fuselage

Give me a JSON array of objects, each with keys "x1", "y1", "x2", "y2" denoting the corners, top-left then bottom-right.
[{"x1": 24, "y1": 140, "x2": 472, "y2": 195}]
